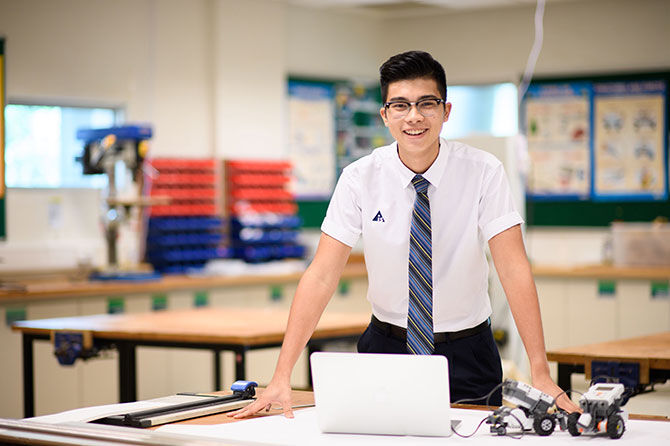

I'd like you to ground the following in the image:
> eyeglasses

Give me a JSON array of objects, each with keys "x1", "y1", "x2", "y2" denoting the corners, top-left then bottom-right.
[{"x1": 383, "y1": 98, "x2": 445, "y2": 118}]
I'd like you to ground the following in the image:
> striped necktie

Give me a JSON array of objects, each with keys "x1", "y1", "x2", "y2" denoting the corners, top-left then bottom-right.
[{"x1": 407, "y1": 175, "x2": 434, "y2": 355}]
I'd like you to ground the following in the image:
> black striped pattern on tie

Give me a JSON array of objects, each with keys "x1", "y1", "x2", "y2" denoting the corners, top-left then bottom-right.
[{"x1": 407, "y1": 174, "x2": 434, "y2": 355}]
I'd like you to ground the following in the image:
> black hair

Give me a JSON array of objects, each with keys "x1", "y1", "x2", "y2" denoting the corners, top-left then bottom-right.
[{"x1": 379, "y1": 51, "x2": 447, "y2": 103}]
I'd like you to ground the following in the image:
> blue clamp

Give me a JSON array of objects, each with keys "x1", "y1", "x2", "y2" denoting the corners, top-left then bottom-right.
[
  {"x1": 53, "y1": 332, "x2": 99, "y2": 365},
  {"x1": 54, "y1": 332, "x2": 83, "y2": 365},
  {"x1": 231, "y1": 380, "x2": 258, "y2": 398}
]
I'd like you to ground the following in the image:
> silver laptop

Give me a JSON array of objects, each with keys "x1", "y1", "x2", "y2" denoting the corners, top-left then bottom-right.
[{"x1": 310, "y1": 352, "x2": 453, "y2": 437}]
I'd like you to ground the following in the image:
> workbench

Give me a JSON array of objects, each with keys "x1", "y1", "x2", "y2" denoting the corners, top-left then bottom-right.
[
  {"x1": 531, "y1": 264, "x2": 670, "y2": 280},
  {"x1": 531, "y1": 264, "x2": 670, "y2": 354},
  {"x1": 0, "y1": 262, "x2": 369, "y2": 418},
  {"x1": 1, "y1": 388, "x2": 668, "y2": 445},
  {"x1": 0, "y1": 263, "x2": 368, "y2": 303},
  {"x1": 12, "y1": 307, "x2": 370, "y2": 418},
  {"x1": 547, "y1": 332, "x2": 670, "y2": 395}
]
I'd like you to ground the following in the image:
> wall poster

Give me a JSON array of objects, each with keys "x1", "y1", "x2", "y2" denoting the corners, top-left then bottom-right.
[
  {"x1": 593, "y1": 80, "x2": 667, "y2": 200},
  {"x1": 287, "y1": 80, "x2": 336, "y2": 200},
  {"x1": 523, "y1": 83, "x2": 591, "y2": 199}
]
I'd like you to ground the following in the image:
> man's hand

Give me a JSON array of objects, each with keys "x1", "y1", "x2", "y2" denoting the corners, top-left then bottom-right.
[
  {"x1": 532, "y1": 374, "x2": 581, "y2": 413},
  {"x1": 228, "y1": 380, "x2": 295, "y2": 419}
]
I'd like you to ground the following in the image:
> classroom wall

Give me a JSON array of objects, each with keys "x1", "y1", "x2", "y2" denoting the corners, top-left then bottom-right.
[
  {"x1": 1, "y1": 188, "x2": 106, "y2": 271},
  {"x1": 383, "y1": 0, "x2": 670, "y2": 85},
  {"x1": 285, "y1": 4, "x2": 384, "y2": 80},
  {"x1": 212, "y1": 0, "x2": 286, "y2": 160},
  {"x1": 1, "y1": 0, "x2": 669, "y2": 271},
  {"x1": 0, "y1": 0, "x2": 214, "y2": 156}
]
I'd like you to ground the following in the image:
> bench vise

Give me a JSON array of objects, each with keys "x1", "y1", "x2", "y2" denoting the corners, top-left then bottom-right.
[{"x1": 52, "y1": 331, "x2": 100, "y2": 365}]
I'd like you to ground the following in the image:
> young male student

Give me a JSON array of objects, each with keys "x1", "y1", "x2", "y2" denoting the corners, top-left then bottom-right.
[{"x1": 232, "y1": 50, "x2": 579, "y2": 418}]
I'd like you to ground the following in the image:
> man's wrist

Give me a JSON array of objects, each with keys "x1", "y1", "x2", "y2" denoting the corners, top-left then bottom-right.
[
  {"x1": 271, "y1": 369, "x2": 292, "y2": 385},
  {"x1": 529, "y1": 357, "x2": 551, "y2": 380}
]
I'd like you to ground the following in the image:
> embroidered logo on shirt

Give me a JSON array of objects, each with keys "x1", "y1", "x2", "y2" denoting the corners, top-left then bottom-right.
[{"x1": 372, "y1": 211, "x2": 385, "y2": 222}]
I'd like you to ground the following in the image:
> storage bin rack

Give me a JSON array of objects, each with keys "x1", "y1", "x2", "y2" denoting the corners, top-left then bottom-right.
[
  {"x1": 224, "y1": 160, "x2": 305, "y2": 263},
  {"x1": 144, "y1": 158, "x2": 229, "y2": 273}
]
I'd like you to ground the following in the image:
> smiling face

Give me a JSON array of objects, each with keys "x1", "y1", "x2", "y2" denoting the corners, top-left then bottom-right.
[{"x1": 380, "y1": 77, "x2": 451, "y2": 173}]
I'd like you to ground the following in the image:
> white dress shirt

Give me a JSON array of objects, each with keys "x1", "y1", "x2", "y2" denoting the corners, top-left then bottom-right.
[{"x1": 321, "y1": 138, "x2": 523, "y2": 332}]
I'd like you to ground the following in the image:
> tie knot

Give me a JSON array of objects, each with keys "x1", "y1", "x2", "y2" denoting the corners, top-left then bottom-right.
[{"x1": 412, "y1": 175, "x2": 429, "y2": 194}]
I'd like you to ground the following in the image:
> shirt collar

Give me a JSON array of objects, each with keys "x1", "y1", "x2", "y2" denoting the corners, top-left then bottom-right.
[{"x1": 394, "y1": 137, "x2": 450, "y2": 190}]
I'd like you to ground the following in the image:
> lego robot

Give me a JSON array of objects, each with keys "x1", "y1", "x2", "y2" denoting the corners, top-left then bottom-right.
[
  {"x1": 487, "y1": 380, "x2": 561, "y2": 436},
  {"x1": 567, "y1": 382, "x2": 627, "y2": 439}
]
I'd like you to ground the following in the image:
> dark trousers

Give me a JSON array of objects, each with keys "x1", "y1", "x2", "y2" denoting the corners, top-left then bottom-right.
[{"x1": 357, "y1": 320, "x2": 503, "y2": 406}]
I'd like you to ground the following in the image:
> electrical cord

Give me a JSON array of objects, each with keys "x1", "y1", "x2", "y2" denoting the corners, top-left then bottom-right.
[
  {"x1": 552, "y1": 388, "x2": 584, "y2": 425},
  {"x1": 554, "y1": 388, "x2": 584, "y2": 404},
  {"x1": 451, "y1": 416, "x2": 488, "y2": 438},
  {"x1": 451, "y1": 376, "x2": 632, "y2": 439},
  {"x1": 450, "y1": 382, "x2": 529, "y2": 439},
  {"x1": 518, "y1": 0, "x2": 546, "y2": 105},
  {"x1": 451, "y1": 381, "x2": 506, "y2": 407},
  {"x1": 506, "y1": 412, "x2": 526, "y2": 440},
  {"x1": 485, "y1": 381, "x2": 506, "y2": 408},
  {"x1": 451, "y1": 376, "x2": 631, "y2": 439},
  {"x1": 450, "y1": 406, "x2": 526, "y2": 439}
]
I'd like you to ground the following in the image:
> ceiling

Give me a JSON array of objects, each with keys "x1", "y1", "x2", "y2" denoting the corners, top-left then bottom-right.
[{"x1": 286, "y1": 0, "x2": 577, "y2": 18}]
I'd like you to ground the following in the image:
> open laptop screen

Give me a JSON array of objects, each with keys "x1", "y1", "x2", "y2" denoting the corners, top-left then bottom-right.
[{"x1": 310, "y1": 352, "x2": 452, "y2": 437}]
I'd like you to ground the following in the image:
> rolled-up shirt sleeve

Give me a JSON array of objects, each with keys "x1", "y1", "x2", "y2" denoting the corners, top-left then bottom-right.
[
  {"x1": 478, "y1": 161, "x2": 524, "y2": 241},
  {"x1": 320, "y1": 167, "x2": 362, "y2": 247}
]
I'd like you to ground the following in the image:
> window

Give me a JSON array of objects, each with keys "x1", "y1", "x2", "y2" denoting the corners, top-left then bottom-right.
[
  {"x1": 5, "y1": 104, "x2": 122, "y2": 188},
  {"x1": 440, "y1": 83, "x2": 518, "y2": 139}
]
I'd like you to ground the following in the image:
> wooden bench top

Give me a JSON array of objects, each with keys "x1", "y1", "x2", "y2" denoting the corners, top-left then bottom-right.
[
  {"x1": 0, "y1": 263, "x2": 368, "y2": 303},
  {"x1": 547, "y1": 332, "x2": 670, "y2": 384},
  {"x1": 531, "y1": 264, "x2": 670, "y2": 280},
  {"x1": 11, "y1": 307, "x2": 371, "y2": 346}
]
